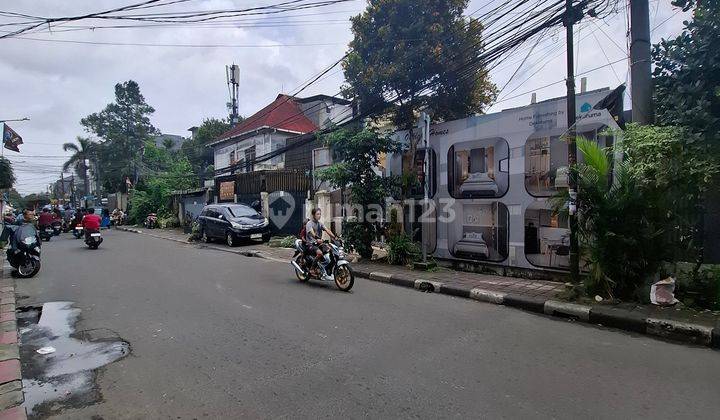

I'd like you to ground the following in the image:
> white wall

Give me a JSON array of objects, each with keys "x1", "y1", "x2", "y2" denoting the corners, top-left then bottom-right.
[{"x1": 213, "y1": 130, "x2": 294, "y2": 173}]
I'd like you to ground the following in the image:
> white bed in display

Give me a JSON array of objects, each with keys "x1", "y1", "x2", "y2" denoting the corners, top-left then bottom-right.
[
  {"x1": 458, "y1": 172, "x2": 499, "y2": 197},
  {"x1": 453, "y1": 232, "x2": 489, "y2": 259}
]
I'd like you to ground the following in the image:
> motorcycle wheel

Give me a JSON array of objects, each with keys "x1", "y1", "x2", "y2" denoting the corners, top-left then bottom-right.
[
  {"x1": 334, "y1": 264, "x2": 354, "y2": 292},
  {"x1": 294, "y1": 255, "x2": 308, "y2": 282},
  {"x1": 17, "y1": 258, "x2": 40, "y2": 278}
]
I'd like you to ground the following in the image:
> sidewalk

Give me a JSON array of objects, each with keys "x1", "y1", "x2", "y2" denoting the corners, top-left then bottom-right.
[
  {"x1": 0, "y1": 256, "x2": 27, "y2": 420},
  {"x1": 117, "y1": 227, "x2": 720, "y2": 349}
]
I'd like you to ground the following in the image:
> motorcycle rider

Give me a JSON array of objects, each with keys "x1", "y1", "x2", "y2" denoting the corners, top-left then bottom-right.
[
  {"x1": 81, "y1": 207, "x2": 102, "y2": 240},
  {"x1": 37, "y1": 208, "x2": 53, "y2": 231},
  {"x1": 304, "y1": 208, "x2": 336, "y2": 280}
]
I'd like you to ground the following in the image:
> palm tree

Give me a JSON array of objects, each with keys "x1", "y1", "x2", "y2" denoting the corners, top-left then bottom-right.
[
  {"x1": 551, "y1": 137, "x2": 665, "y2": 299},
  {"x1": 63, "y1": 137, "x2": 95, "y2": 206}
]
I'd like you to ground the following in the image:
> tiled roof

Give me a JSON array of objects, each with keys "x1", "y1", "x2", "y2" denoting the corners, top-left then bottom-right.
[{"x1": 216, "y1": 94, "x2": 318, "y2": 142}]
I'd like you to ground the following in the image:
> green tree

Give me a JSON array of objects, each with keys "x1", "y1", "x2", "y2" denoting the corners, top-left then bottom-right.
[
  {"x1": 620, "y1": 124, "x2": 719, "y2": 266},
  {"x1": 317, "y1": 127, "x2": 400, "y2": 257},
  {"x1": 0, "y1": 157, "x2": 15, "y2": 190},
  {"x1": 653, "y1": 1, "x2": 720, "y2": 265},
  {"x1": 127, "y1": 141, "x2": 195, "y2": 222},
  {"x1": 342, "y1": 0, "x2": 496, "y2": 129},
  {"x1": 162, "y1": 138, "x2": 175, "y2": 151},
  {"x1": 181, "y1": 118, "x2": 231, "y2": 182},
  {"x1": 62, "y1": 137, "x2": 96, "y2": 204},
  {"x1": 81, "y1": 80, "x2": 158, "y2": 191},
  {"x1": 653, "y1": 0, "x2": 719, "y2": 143}
]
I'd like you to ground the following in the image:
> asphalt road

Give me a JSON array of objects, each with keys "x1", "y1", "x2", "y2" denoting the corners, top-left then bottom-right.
[{"x1": 16, "y1": 230, "x2": 720, "y2": 419}]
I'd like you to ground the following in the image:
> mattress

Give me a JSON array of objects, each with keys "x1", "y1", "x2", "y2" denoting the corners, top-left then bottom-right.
[
  {"x1": 453, "y1": 232, "x2": 489, "y2": 258},
  {"x1": 458, "y1": 172, "x2": 499, "y2": 195}
]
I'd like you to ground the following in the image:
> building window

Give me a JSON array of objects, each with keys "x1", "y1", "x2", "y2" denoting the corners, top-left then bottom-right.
[
  {"x1": 244, "y1": 146, "x2": 255, "y2": 172},
  {"x1": 524, "y1": 201, "x2": 570, "y2": 269},
  {"x1": 447, "y1": 138, "x2": 509, "y2": 199},
  {"x1": 525, "y1": 126, "x2": 610, "y2": 197},
  {"x1": 448, "y1": 201, "x2": 509, "y2": 262}
]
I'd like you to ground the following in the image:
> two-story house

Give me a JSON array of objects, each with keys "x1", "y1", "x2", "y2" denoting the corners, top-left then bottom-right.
[{"x1": 209, "y1": 94, "x2": 351, "y2": 177}]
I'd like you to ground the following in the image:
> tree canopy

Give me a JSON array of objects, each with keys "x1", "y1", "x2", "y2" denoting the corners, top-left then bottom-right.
[
  {"x1": 81, "y1": 80, "x2": 158, "y2": 191},
  {"x1": 653, "y1": 0, "x2": 720, "y2": 145},
  {"x1": 0, "y1": 157, "x2": 15, "y2": 190},
  {"x1": 180, "y1": 118, "x2": 231, "y2": 179},
  {"x1": 342, "y1": 0, "x2": 496, "y2": 128}
]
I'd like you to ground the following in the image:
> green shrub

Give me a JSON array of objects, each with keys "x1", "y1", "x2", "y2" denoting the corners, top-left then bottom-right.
[
  {"x1": 386, "y1": 233, "x2": 420, "y2": 266},
  {"x1": 673, "y1": 263, "x2": 720, "y2": 310},
  {"x1": 268, "y1": 235, "x2": 297, "y2": 248},
  {"x1": 342, "y1": 221, "x2": 374, "y2": 259},
  {"x1": 188, "y1": 221, "x2": 201, "y2": 241},
  {"x1": 159, "y1": 216, "x2": 180, "y2": 229}
]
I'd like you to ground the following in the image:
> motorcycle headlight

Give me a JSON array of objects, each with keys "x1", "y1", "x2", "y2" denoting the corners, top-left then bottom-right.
[{"x1": 23, "y1": 237, "x2": 36, "y2": 245}]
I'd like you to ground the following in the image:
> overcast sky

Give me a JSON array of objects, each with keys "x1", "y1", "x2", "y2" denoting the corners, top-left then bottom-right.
[{"x1": 0, "y1": 0, "x2": 689, "y2": 194}]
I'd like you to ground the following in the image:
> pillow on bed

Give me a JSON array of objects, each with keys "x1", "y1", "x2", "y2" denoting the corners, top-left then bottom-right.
[{"x1": 462, "y1": 231, "x2": 484, "y2": 242}]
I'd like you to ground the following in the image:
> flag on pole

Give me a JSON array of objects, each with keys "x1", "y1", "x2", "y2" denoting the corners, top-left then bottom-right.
[
  {"x1": 593, "y1": 84, "x2": 626, "y2": 129},
  {"x1": 2, "y1": 124, "x2": 23, "y2": 152}
]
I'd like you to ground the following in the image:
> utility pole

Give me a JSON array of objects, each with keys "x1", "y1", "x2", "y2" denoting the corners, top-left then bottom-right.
[
  {"x1": 226, "y1": 64, "x2": 240, "y2": 126},
  {"x1": 564, "y1": 0, "x2": 583, "y2": 283},
  {"x1": 630, "y1": 0, "x2": 653, "y2": 124},
  {"x1": 416, "y1": 112, "x2": 434, "y2": 270},
  {"x1": 60, "y1": 172, "x2": 66, "y2": 205}
]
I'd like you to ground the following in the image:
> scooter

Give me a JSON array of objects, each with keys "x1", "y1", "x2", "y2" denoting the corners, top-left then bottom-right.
[
  {"x1": 144, "y1": 213, "x2": 158, "y2": 229},
  {"x1": 290, "y1": 238, "x2": 354, "y2": 291},
  {"x1": 51, "y1": 220, "x2": 62, "y2": 236},
  {"x1": 72, "y1": 224, "x2": 84, "y2": 239},
  {"x1": 3, "y1": 224, "x2": 41, "y2": 278},
  {"x1": 85, "y1": 229, "x2": 103, "y2": 249},
  {"x1": 38, "y1": 225, "x2": 54, "y2": 242}
]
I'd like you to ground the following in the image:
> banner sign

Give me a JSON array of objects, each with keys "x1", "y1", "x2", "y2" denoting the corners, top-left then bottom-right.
[{"x1": 219, "y1": 181, "x2": 235, "y2": 201}]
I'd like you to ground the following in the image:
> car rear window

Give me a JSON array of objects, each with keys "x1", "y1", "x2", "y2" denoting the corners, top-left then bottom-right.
[{"x1": 226, "y1": 205, "x2": 255, "y2": 217}]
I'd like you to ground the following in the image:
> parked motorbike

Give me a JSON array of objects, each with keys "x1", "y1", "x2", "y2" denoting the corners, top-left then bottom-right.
[
  {"x1": 38, "y1": 224, "x2": 54, "y2": 242},
  {"x1": 3, "y1": 224, "x2": 41, "y2": 278},
  {"x1": 72, "y1": 224, "x2": 84, "y2": 239},
  {"x1": 51, "y1": 220, "x2": 62, "y2": 236},
  {"x1": 85, "y1": 229, "x2": 103, "y2": 249},
  {"x1": 144, "y1": 213, "x2": 158, "y2": 229},
  {"x1": 290, "y1": 238, "x2": 354, "y2": 291}
]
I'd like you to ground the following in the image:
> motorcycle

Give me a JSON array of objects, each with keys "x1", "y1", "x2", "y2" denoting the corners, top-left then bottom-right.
[
  {"x1": 3, "y1": 224, "x2": 41, "y2": 278},
  {"x1": 51, "y1": 220, "x2": 62, "y2": 236},
  {"x1": 144, "y1": 213, "x2": 158, "y2": 229},
  {"x1": 85, "y1": 229, "x2": 103, "y2": 249},
  {"x1": 72, "y1": 224, "x2": 84, "y2": 239},
  {"x1": 38, "y1": 224, "x2": 54, "y2": 242},
  {"x1": 290, "y1": 238, "x2": 354, "y2": 291}
]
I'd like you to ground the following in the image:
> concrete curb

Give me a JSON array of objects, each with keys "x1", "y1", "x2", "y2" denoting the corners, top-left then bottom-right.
[
  {"x1": 354, "y1": 270, "x2": 718, "y2": 349},
  {"x1": 0, "y1": 256, "x2": 27, "y2": 419},
  {"x1": 121, "y1": 227, "x2": 719, "y2": 349}
]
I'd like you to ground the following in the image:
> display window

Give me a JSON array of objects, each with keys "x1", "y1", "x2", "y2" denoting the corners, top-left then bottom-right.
[
  {"x1": 447, "y1": 138, "x2": 509, "y2": 199},
  {"x1": 448, "y1": 202, "x2": 509, "y2": 262},
  {"x1": 525, "y1": 126, "x2": 611, "y2": 197},
  {"x1": 524, "y1": 201, "x2": 570, "y2": 269}
]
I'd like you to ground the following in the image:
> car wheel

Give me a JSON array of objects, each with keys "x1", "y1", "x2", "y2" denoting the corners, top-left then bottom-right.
[{"x1": 226, "y1": 232, "x2": 236, "y2": 247}]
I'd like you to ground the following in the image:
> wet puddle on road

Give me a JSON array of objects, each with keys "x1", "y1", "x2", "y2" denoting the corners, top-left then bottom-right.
[{"x1": 17, "y1": 302, "x2": 130, "y2": 418}]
